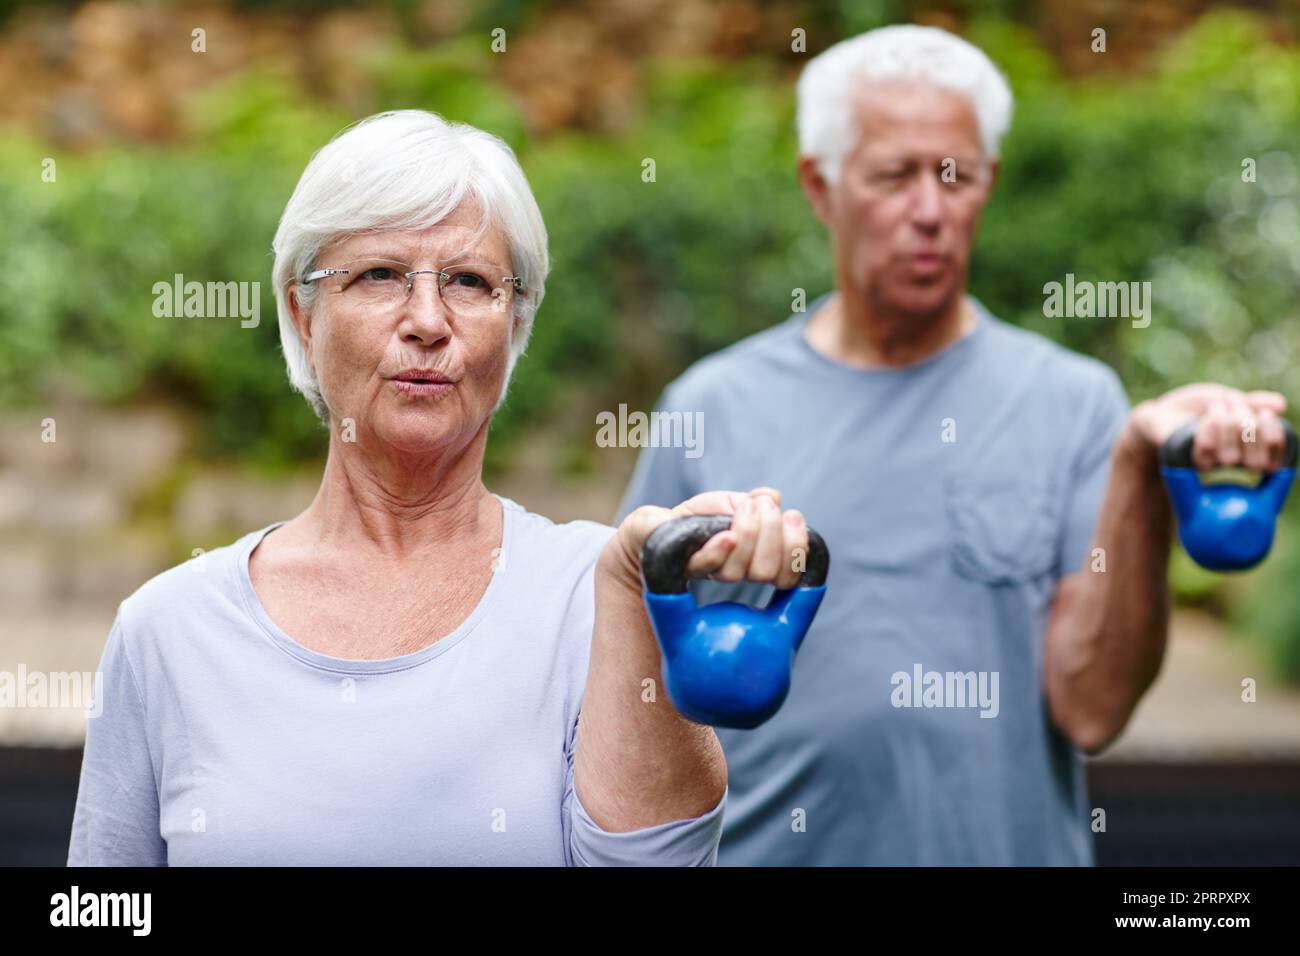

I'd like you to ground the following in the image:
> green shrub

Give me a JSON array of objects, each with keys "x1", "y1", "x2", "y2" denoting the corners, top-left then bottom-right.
[{"x1": 4, "y1": 8, "x2": 1300, "y2": 672}]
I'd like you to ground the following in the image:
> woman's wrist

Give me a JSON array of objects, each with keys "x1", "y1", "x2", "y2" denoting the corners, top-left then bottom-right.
[{"x1": 596, "y1": 533, "x2": 644, "y2": 596}]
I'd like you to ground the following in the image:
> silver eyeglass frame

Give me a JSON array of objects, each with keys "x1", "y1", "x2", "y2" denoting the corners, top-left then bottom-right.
[{"x1": 300, "y1": 264, "x2": 524, "y2": 296}]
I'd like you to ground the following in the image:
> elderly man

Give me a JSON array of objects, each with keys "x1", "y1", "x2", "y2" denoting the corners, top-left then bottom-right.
[{"x1": 618, "y1": 25, "x2": 1291, "y2": 865}]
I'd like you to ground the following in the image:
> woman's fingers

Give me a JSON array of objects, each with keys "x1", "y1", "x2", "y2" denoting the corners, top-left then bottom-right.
[
  {"x1": 715, "y1": 487, "x2": 784, "y2": 583},
  {"x1": 776, "y1": 509, "x2": 809, "y2": 590},
  {"x1": 741, "y1": 494, "x2": 786, "y2": 585},
  {"x1": 679, "y1": 491, "x2": 809, "y2": 588},
  {"x1": 685, "y1": 528, "x2": 736, "y2": 577},
  {"x1": 714, "y1": 494, "x2": 760, "y2": 582},
  {"x1": 660, "y1": 487, "x2": 809, "y2": 587},
  {"x1": 670, "y1": 489, "x2": 739, "y2": 519}
]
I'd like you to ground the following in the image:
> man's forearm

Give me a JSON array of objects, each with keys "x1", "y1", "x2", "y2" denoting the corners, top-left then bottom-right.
[
  {"x1": 573, "y1": 548, "x2": 726, "y2": 831},
  {"x1": 1045, "y1": 421, "x2": 1174, "y2": 753}
]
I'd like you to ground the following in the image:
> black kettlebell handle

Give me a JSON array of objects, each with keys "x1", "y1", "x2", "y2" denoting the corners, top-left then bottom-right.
[
  {"x1": 1159, "y1": 418, "x2": 1298, "y2": 470},
  {"x1": 640, "y1": 514, "x2": 830, "y2": 595}
]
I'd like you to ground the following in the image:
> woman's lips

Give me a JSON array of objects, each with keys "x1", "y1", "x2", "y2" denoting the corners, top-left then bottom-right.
[{"x1": 390, "y1": 379, "x2": 454, "y2": 397}]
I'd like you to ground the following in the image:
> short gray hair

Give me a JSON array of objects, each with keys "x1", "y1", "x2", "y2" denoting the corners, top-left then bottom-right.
[
  {"x1": 271, "y1": 110, "x2": 549, "y2": 422},
  {"x1": 797, "y1": 24, "x2": 1014, "y2": 185}
]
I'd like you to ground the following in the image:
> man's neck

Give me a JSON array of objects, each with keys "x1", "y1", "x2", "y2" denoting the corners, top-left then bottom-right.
[{"x1": 804, "y1": 291, "x2": 977, "y2": 370}]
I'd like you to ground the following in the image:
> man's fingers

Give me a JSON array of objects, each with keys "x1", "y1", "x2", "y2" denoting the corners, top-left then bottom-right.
[
  {"x1": 1193, "y1": 405, "x2": 1225, "y2": 470},
  {"x1": 1138, "y1": 384, "x2": 1289, "y2": 471},
  {"x1": 1255, "y1": 409, "x2": 1287, "y2": 471},
  {"x1": 1224, "y1": 396, "x2": 1257, "y2": 469},
  {"x1": 1246, "y1": 390, "x2": 1287, "y2": 416},
  {"x1": 1239, "y1": 405, "x2": 1270, "y2": 470}
]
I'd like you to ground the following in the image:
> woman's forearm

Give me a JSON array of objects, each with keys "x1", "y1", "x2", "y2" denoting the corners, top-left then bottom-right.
[{"x1": 573, "y1": 547, "x2": 726, "y2": 832}]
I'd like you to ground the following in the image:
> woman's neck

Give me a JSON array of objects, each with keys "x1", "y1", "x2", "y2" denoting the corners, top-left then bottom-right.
[{"x1": 300, "y1": 424, "x2": 498, "y2": 563}]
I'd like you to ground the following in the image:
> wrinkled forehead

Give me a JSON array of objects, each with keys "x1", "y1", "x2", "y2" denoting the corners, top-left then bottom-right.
[
  {"x1": 323, "y1": 204, "x2": 512, "y2": 265},
  {"x1": 847, "y1": 80, "x2": 984, "y2": 161}
]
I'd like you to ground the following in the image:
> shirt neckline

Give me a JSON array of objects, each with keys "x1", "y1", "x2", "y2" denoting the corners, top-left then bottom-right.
[
  {"x1": 235, "y1": 492, "x2": 515, "y2": 675},
  {"x1": 792, "y1": 293, "x2": 989, "y2": 377}
]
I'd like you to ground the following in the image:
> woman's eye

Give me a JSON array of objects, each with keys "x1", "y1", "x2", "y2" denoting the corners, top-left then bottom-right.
[
  {"x1": 361, "y1": 267, "x2": 399, "y2": 281},
  {"x1": 448, "y1": 271, "x2": 489, "y2": 289}
]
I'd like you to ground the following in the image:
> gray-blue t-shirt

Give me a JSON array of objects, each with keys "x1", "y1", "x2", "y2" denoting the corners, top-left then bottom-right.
[
  {"x1": 68, "y1": 494, "x2": 726, "y2": 866},
  {"x1": 617, "y1": 296, "x2": 1130, "y2": 866}
]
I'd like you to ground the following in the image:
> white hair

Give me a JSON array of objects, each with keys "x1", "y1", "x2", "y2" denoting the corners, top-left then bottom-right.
[
  {"x1": 796, "y1": 24, "x2": 1014, "y2": 184},
  {"x1": 271, "y1": 110, "x2": 549, "y2": 422}
]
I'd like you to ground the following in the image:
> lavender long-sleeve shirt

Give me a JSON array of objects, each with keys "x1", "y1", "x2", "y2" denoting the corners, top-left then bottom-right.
[{"x1": 68, "y1": 495, "x2": 725, "y2": 866}]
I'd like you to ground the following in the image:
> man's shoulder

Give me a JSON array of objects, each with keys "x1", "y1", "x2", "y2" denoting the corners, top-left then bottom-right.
[
  {"x1": 977, "y1": 305, "x2": 1126, "y2": 401},
  {"x1": 662, "y1": 298, "x2": 1125, "y2": 403},
  {"x1": 662, "y1": 313, "x2": 807, "y2": 405}
]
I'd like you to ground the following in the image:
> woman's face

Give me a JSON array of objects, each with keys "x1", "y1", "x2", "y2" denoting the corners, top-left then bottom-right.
[{"x1": 293, "y1": 205, "x2": 516, "y2": 457}]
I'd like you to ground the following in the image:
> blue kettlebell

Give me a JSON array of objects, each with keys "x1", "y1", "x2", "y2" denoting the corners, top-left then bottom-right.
[
  {"x1": 640, "y1": 514, "x2": 830, "y2": 729},
  {"x1": 1159, "y1": 418, "x2": 1298, "y2": 571}
]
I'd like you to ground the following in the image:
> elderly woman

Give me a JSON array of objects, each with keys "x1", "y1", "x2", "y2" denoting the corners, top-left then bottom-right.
[{"x1": 67, "y1": 110, "x2": 811, "y2": 866}]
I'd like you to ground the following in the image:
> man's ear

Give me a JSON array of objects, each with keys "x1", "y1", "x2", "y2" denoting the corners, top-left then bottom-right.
[
  {"x1": 797, "y1": 154, "x2": 835, "y2": 227},
  {"x1": 985, "y1": 156, "x2": 1001, "y2": 194}
]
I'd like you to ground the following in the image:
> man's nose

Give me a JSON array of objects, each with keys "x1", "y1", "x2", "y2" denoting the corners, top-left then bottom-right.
[{"x1": 909, "y1": 171, "x2": 945, "y2": 230}]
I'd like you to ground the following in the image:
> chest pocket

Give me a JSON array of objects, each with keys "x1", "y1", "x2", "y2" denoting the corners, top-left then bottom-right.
[{"x1": 944, "y1": 472, "x2": 1061, "y2": 585}]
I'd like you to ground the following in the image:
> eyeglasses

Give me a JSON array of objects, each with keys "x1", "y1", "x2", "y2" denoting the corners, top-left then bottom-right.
[{"x1": 301, "y1": 257, "x2": 524, "y2": 317}]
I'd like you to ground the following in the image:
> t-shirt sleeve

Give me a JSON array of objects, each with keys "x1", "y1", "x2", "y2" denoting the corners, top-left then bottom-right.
[
  {"x1": 67, "y1": 611, "x2": 167, "y2": 866},
  {"x1": 561, "y1": 713, "x2": 726, "y2": 866},
  {"x1": 1057, "y1": 366, "x2": 1132, "y2": 577},
  {"x1": 615, "y1": 383, "x2": 698, "y2": 523}
]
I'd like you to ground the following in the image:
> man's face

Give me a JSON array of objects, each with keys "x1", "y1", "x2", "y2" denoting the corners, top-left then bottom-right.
[{"x1": 812, "y1": 82, "x2": 996, "y2": 320}]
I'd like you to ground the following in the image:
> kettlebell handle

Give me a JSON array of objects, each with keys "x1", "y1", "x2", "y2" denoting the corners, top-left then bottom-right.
[
  {"x1": 1159, "y1": 417, "x2": 1298, "y2": 471},
  {"x1": 640, "y1": 514, "x2": 830, "y2": 595}
]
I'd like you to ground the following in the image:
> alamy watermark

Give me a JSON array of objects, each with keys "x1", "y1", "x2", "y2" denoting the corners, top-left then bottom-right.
[
  {"x1": 0, "y1": 665, "x2": 103, "y2": 717},
  {"x1": 152, "y1": 274, "x2": 260, "y2": 328},
  {"x1": 890, "y1": 663, "x2": 999, "y2": 718},
  {"x1": 596, "y1": 403, "x2": 704, "y2": 459},
  {"x1": 1042, "y1": 273, "x2": 1151, "y2": 328},
  {"x1": 50, "y1": 886, "x2": 151, "y2": 935}
]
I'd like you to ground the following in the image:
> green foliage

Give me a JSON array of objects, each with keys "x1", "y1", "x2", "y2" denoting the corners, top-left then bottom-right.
[
  {"x1": 4, "y1": 8, "x2": 1300, "y2": 670},
  {"x1": 1233, "y1": 523, "x2": 1300, "y2": 682}
]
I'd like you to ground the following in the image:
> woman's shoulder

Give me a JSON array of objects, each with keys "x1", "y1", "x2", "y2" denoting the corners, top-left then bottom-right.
[
  {"x1": 114, "y1": 524, "x2": 278, "y2": 642},
  {"x1": 492, "y1": 498, "x2": 615, "y2": 674},
  {"x1": 496, "y1": 494, "x2": 616, "y2": 576}
]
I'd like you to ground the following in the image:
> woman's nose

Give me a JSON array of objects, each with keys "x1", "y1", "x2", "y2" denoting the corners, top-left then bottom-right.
[{"x1": 398, "y1": 278, "x2": 454, "y2": 345}]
